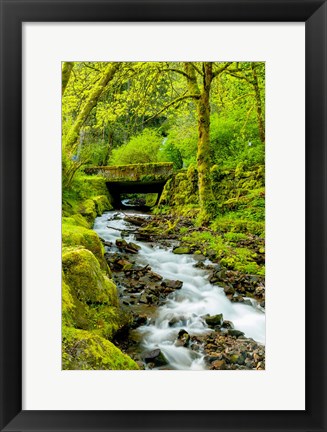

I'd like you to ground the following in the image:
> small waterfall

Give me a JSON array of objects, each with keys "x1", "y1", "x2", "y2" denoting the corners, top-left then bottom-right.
[{"x1": 93, "y1": 211, "x2": 265, "y2": 370}]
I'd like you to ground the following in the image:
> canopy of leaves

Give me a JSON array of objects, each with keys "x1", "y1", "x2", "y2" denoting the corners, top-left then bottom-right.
[{"x1": 62, "y1": 61, "x2": 265, "y2": 195}]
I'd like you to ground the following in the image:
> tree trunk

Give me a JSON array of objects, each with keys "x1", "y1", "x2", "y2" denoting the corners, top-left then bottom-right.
[
  {"x1": 251, "y1": 64, "x2": 265, "y2": 143},
  {"x1": 64, "y1": 62, "x2": 121, "y2": 152},
  {"x1": 196, "y1": 63, "x2": 215, "y2": 210},
  {"x1": 62, "y1": 62, "x2": 74, "y2": 96}
]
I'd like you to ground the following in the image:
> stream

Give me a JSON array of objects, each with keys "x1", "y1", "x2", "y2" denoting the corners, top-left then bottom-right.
[{"x1": 93, "y1": 210, "x2": 265, "y2": 370}]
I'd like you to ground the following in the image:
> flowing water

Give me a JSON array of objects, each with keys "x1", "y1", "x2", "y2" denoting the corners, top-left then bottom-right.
[{"x1": 93, "y1": 210, "x2": 265, "y2": 370}]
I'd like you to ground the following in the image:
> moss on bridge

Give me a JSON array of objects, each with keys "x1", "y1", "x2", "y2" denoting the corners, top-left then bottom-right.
[{"x1": 85, "y1": 162, "x2": 174, "y2": 183}]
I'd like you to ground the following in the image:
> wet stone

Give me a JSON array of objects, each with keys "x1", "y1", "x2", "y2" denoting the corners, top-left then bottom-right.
[
  {"x1": 175, "y1": 329, "x2": 190, "y2": 347},
  {"x1": 204, "y1": 314, "x2": 224, "y2": 328},
  {"x1": 144, "y1": 349, "x2": 168, "y2": 367},
  {"x1": 211, "y1": 359, "x2": 226, "y2": 370},
  {"x1": 222, "y1": 320, "x2": 234, "y2": 329},
  {"x1": 161, "y1": 279, "x2": 183, "y2": 290},
  {"x1": 228, "y1": 329, "x2": 245, "y2": 338}
]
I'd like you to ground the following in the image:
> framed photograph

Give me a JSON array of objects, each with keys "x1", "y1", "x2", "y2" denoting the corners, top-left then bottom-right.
[{"x1": 0, "y1": 0, "x2": 326, "y2": 431}]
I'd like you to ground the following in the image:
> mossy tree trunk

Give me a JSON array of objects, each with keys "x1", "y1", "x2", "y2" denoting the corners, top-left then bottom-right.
[
  {"x1": 226, "y1": 63, "x2": 265, "y2": 144},
  {"x1": 62, "y1": 62, "x2": 121, "y2": 188},
  {"x1": 196, "y1": 63, "x2": 215, "y2": 209},
  {"x1": 251, "y1": 63, "x2": 265, "y2": 143},
  {"x1": 150, "y1": 61, "x2": 232, "y2": 216},
  {"x1": 64, "y1": 62, "x2": 121, "y2": 153},
  {"x1": 184, "y1": 62, "x2": 231, "y2": 213},
  {"x1": 62, "y1": 62, "x2": 74, "y2": 96}
]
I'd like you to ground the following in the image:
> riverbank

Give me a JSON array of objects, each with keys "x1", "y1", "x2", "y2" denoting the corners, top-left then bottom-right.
[
  {"x1": 130, "y1": 213, "x2": 265, "y2": 307},
  {"x1": 61, "y1": 174, "x2": 139, "y2": 370},
  {"x1": 94, "y1": 210, "x2": 265, "y2": 370}
]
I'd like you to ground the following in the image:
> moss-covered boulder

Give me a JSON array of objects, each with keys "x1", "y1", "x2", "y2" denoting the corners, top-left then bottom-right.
[
  {"x1": 62, "y1": 326, "x2": 139, "y2": 370},
  {"x1": 62, "y1": 273, "x2": 92, "y2": 330},
  {"x1": 78, "y1": 198, "x2": 97, "y2": 224},
  {"x1": 62, "y1": 247, "x2": 118, "y2": 306},
  {"x1": 173, "y1": 246, "x2": 191, "y2": 254},
  {"x1": 62, "y1": 270, "x2": 131, "y2": 339},
  {"x1": 62, "y1": 277, "x2": 75, "y2": 327},
  {"x1": 93, "y1": 195, "x2": 112, "y2": 215},
  {"x1": 63, "y1": 213, "x2": 90, "y2": 228},
  {"x1": 62, "y1": 222, "x2": 109, "y2": 273},
  {"x1": 204, "y1": 314, "x2": 223, "y2": 328},
  {"x1": 88, "y1": 304, "x2": 133, "y2": 340},
  {"x1": 62, "y1": 173, "x2": 113, "y2": 222},
  {"x1": 77, "y1": 195, "x2": 112, "y2": 224}
]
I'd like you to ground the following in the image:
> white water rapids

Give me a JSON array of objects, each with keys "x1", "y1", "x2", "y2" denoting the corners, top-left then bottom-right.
[{"x1": 93, "y1": 210, "x2": 265, "y2": 370}]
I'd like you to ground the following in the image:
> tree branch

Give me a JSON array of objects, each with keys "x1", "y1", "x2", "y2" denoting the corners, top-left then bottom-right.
[
  {"x1": 159, "y1": 68, "x2": 192, "y2": 81},
  {"x1": 212, "y1": 62, "x2": 233, "y2": 78},
  {"x1": 190, "y1": 63, "x2": 203, "y2": 76},
  {"x1": 81, "y1": 62, "x2": 102, "y2": 73},
  {"x1": 225, "y1": 69, "x2": 254, "y2": 84},
  {"x1": 62, "y1": 62, "x2": 74, "y2": 96},
  {"x1": 143, "y1": 93, "x2": 200, "y2": 124}
]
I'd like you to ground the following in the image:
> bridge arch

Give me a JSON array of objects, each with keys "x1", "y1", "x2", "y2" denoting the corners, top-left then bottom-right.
[{"x1": 85, "y1": 162, "x2": 174, "y2": 208}]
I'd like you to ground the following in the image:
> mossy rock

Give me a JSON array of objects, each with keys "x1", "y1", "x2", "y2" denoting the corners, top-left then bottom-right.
[
  {"x1": 62, "y1": 280, "x2": 89, "y2": 330},
  {"x1": 204, "y1": 314, "x2": 223, "y2": 327},
  {"x1": 62, "y1": 198, "x2": 78, "y2": 218},
  {"x1": 173, "y1": 246, "x2": 191, "y2": 254},
  {"x1": 62, "y1": 222, "x2": 109, "y2": 273},
  {"x1": 78, "y1": 199, "x2": 97, "y2": 224},
  {"x1": 62, "y1": 273, "x2": 130, "y2": 338},
  {"x1": 93, "y1": 195, "x2": 113, "y2": 216},
  {"x1": 62, "y1": 214, "x2": 90, "y2": 228},
  {"x1": 62, "y1": 278, "x2": 75, "y2": 327},
  {"x1": 88, "y1": 305, "x2": 133, "y2": 340},
  {"x1": 62, "y1": 247, "x2": 118, "y2": 306},
  {"x1": 158, "y1": 178, "x2": 173, "y2": 205},
  {"x1": 145, "y1": 193, "x2": 158, "y2": 207},
  {"x1": 62, "y1": 326, "x2": 139, "y2": 370}
]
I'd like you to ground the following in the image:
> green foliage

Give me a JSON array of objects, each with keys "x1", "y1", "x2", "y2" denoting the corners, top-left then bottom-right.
[
  {"x1": 179, "y1": 226, "x2": 189, "y2": 234},
  {"x1": 223, "y1": 232, "x2": 247, "y2": 243},
  {"x1": 158, "y1": 141, "x2": 183, "y2": 170},
  {"x1": 164, "y1": 115, "x2": 198, "y2": 167},
  {"x1": 81, "y1": 141, "x2": 110, "y2": 166},
  {"x1": 109, "y1": 128, "x2": 163, "y2": 165},
  {"x1": 63, "y1": 173, "x2": 109, "y2": 203},
  {"x1": 181, "y1": 230, "x2": 264, "y2": 276},
  {"x1": 61, "y1": 61, "x2": 266, "y2": 371},
  {"x1": 210, "y1": 113, "x2": 264, "y2": 171},
  {"x1": 210, "y1": 214, "x2": 265, "y2": 237},
  {"x1": 62, "y1": 172, "x2": 113, "y2": 222}
]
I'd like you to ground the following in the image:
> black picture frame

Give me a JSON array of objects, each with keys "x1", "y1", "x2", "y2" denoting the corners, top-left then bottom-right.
[{"x1": 0, "y1": 1, "x2": 326, "y2": 431}]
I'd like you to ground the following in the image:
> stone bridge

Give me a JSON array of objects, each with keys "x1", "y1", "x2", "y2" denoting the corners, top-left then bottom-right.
[{"x1": 85, "y1": 162, "x2": 174, "y2": 207}]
